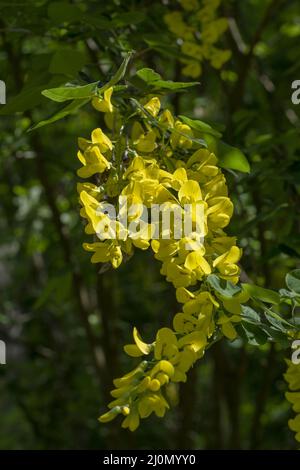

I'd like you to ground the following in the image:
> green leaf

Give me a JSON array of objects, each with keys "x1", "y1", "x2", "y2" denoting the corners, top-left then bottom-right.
[
  {"x1": 217, "y1": 141, "x2": 250, "y2": 173},
  {"x1": 264, "y1": 310, "x2": 288, "y2": 332},
  {"x1": 263, "y1": 304, "x2": 296, "y2": 329},
  {"x1": 286, "y1": 269, "x2": 300, "y2": 294},
  {"x1": 42, "y1": 51, "x2": 133, "y2": 103},
  {"x1": 42, "y1": 82, "x2": 99, "y2": 103},
  {"x1": 102, "y1": 51, "x2": 133, "y2": 91},
  {"x1": 261, "y1": 326, "x2": 291, "y2": 348},
  {"x1": 242, "y1": 283, "x2": 280, "y2": 304},
  {"x1": 207, "y1": 274, "x2": 241, "y2": 298},
  {"x1": 279, "y1": 288, "x2": 300, "y2": 300},
  {"x1": 28, "y1": 98, "x2": 89, "y2": 131},
  {"x1": 136, "y1": 68, "x2": 163, "y2": 83},
  {"x1": 239, "y1": 322, "x2": 269, "y2": 346},
  {"x1": 241, "y1": 306, "x2": 262, "y2": 324},
  {"x1": 132, "y1": 67, "x2": 199, "y2": 91},
  {"x1": 153, "y1": 79, "x2": 199, "y2": 90},
  {"x1": 179, "y1": 115, "x2": 222, "y2": 138}
]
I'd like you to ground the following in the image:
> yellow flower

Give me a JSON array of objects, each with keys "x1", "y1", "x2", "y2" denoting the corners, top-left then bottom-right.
[
  {"x1": 178, "y1": 180, "x2": 202, "y2": 204},
  {"x1": 159, "y1": 109, "x2": 175, "y2": 128},
  {"x1": 124, "y1": 327, "x2": 153, "y2": 357},
  {"x1": 184, "y1": 249, "x2": 211, "y2": 277},
  {"x1": 138, "y1": 392, "x2": 169, "y2": 419},
  {"x1": 210, "y1": 48, "x2": 232, "y2": 69},
  {"x1": 121, "y1": 408, "x2": 140, "y2": 431},
  {"x1": 99, "y1": 406, "x2": 128, "y2": 423},
  {"x1": 164, "y1": 260, "x2": 197, "y2": 288},
  {"x1": 77, "y1": 91, "x2": 248, "y2": 432},
  {"x1": 92, "y1": 87, "x2": 114, "y2": 113},
  {"x1": 77, "y1": 128, "x2": 112, "y2": 178},
  {"x1": 83, "y1": 241, "x2": 123, "y2": 268},
  {"x1": 177, "y1": 330, "x2": 207, "y2": 354},
  {"x1": 113, "y1": 361, "x2": 148, "y2": 388},
  {"x1": 154, "y1": 328, "x2": 178, "y2": 360},
  {"x1": 180, "y1": 0, "x2": 199, "y2": 11},
  {"x1": 170, "y1": 120, "x2": 193, "y2": 149},
  {"x1": 173, "y1": 312, "x2": 199, "y2": 335},
  {"x1": 285, "y1": 361, "x2": 300, "y2": 390},
  {"x1": 144, "y1": 97, "x2": 161, "y2": 117},
  {"x1": 181, "y1": 42, "x2": 203, "y2": 59},
  {"x1": 150, "y1": 360, "x2": 175, "y2": 379},
  {"x1": 129, "y1": 222, "x2": 154, "y2": 250},
  {"x1": 77, "y1": 147, "x2": 110, "y2": 178},
  {"x1": 202, "y1": 19, "x2": 228, "y2": 45},
  {"x1": 213, "y1": 245, "x2": 242, "y2": 283},
  {"x1": 164, "y1": 12, "x2": 195, "y2": 40},
  {"x1": 131, "y1": 122, "x2": 157, "y2": 153},
  {"x1": 206, "y1": 196, "x2": 233, "y2": 229},
  {"x1": 285, "y1": 361, "x2": 300, "y2": 442},
  {"x1": 289, "y1": 415, "x2": 300, "y2": 442},
  {"x1": 176, "y1": 286, "x2": 196, "y2": 304},
  {"x1": 171, "y1": 349, "x2": 196, "y2": 382},
  {"x1": 182, "y1": 60, "x2": 202, "y2": 78},
  {"x1": 77, "y1": 182, "x2": 102, "y2": 199},
  {"x1": 217, "y1": 312, "x2": 240, "y2": 340}
]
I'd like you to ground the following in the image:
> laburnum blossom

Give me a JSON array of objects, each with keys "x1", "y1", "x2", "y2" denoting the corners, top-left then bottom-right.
[
  {"x1": 285, "y1": 360, "x2": 300, "y2": 442},
  {"x1": 164, "y1": 0, "x2": 231, "y2": 78},
  {"x1": 76, "y1": 87, "x2": 247, "y2": 431}
]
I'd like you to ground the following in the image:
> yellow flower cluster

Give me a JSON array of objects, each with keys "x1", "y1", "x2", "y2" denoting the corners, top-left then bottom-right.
[
  {"x1": 164, "y1": 0, "x2": 231, "y2": 78},
  {"x1": 77, "y1": 87, "x2": 245, "y2": 430},
  {"x1": 285, "y1": 361, "x2": 300, "y2": 442}
]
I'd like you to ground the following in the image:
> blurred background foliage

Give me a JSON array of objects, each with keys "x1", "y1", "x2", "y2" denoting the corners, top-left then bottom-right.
[{"x1": 0, "y1": 0, "x2": 299, "y2": 450}]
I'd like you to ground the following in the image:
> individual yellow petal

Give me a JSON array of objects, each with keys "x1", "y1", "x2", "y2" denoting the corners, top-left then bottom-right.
[
  {"x1": 123, "y1": 344, "x2": 144, "y2": 357},
  {"x1": 154, "y1": 328, "x2": 178, "y2": 360},
  {"x1": 144, "y1": 97, "x2": 161, "y2": 117},
  {"x1": 184, "y1": 249, "x2": 211, "y2": 275},
  {"x1": 99, "y1": 406, "x2": 121, "y2": 423},
  {"x1": 113, "y1": 361, "x2": 148, "y2": 388},
  {"x1": 121, "y1": 409, "x2": 140, "y2": 431},
  {"x1": 149, "y1": 379, "x2": 161, "y2": 392},
  {"x1": 178, "y1": 180, "x2": 202, "y2": 204},
  {"x1": 177, "y1": 330, "x2": 207, "y2": 353},
  {"x1": 150, "y1": 360, "x2": 175, "y2": 378},
  {"x1": 91, "y1": 128, "x2": 113, "y2": 152},
  {"x1": 221, "y1": 321, "x2": 237, "y2": 340},
  {"x1": 176, "y1": 287, "x2": 196, "y2": 303},
  {"x1": 159, "y1": 109, "x2": 174, "y2": 128},
  {"x1": 92, "y1": 87, "x2": 114, "y2": 113},
  {"x1": 133, "y1": 327, "x2": 152, "y2": 354}
]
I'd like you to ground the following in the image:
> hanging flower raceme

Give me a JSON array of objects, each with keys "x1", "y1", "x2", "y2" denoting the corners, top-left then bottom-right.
[
  {"x1": 76, "y1": 86, "x2": 245, "y2": 431},
  {"x1": 164, "y1": 0, "x2": 231, "y2": 78}
]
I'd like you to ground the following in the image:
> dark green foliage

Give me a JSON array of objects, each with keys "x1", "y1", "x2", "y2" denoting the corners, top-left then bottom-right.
[{"x1": 0, "y1": 0, "x2": 299, "y2": 450}]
